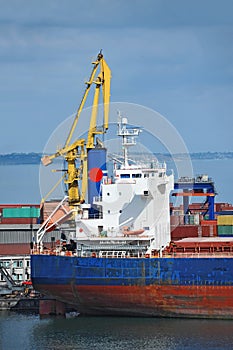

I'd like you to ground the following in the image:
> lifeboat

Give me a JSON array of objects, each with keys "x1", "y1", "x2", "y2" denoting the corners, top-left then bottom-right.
[
  {"x1": 122, "y1": 227, "x2": 144, "y2": 236},
  {"x1": 41, "y1": 202, "x2": 72, "y2": 232}
]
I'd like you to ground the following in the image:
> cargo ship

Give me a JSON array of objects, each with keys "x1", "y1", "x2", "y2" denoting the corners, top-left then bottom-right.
[{"x1": 30, "y1": 53, "x2": 233, "y2": 318}]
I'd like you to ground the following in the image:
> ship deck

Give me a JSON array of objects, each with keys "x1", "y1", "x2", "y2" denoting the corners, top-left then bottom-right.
[{"x1": 32, "y1": 236, "x2": 233, "y2": 259}]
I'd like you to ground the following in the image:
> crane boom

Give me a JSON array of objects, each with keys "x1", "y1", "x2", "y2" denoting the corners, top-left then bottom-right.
[
  {"x1": 41, "y1": 52, "x2": 111, "y2": 209},
  {"x1": 65, "y1": 52, "x2": 107, "y2": 148},
  {"x1": 101, "y1": 57, "x2": 111, "y2": 131},
  {"x1": 86, "y1": 56, "x2": 111, "y2": 149}
]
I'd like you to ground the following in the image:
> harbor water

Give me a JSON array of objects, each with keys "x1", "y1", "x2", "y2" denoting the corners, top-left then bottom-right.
[{"x1": 1, "y1": 312, "x2": 233, "y2": 350}]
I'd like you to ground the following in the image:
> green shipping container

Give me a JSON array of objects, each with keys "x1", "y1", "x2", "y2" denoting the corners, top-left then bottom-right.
[
  {"x1": 188, "y1": 215, "x2": 195, "y2": 224},
  {"x1": 218, "y1": 225, "x2": 233, "y2": 236},
  {"x1": 3, "y1": 207, "x2": 40, "y2": 218}
]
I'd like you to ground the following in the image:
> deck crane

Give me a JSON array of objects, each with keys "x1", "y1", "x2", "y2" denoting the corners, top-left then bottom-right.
[{"x1": 41, "y1": 51, "x2": 111, "y2": 210}]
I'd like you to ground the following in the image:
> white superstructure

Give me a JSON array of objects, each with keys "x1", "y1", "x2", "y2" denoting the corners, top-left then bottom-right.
[{"x1": 74, "y1": 116, "x2": 174, "y2": 252}]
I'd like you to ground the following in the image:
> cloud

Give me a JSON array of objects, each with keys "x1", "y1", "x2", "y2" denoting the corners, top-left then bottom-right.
[
  {"x1": 0, "y1": 0, "x2": 232, "y2": 152},
  {"x1": 1, "y1": 0, "x2": 233, "y2": 30}
]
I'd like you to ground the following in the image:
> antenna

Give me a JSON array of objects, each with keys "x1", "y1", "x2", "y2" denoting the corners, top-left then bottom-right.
[{"x1": 117, "y1": 112, "x2": 142, "y2": 168}]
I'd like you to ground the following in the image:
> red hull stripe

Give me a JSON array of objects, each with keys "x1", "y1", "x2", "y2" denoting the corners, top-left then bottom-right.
[{"x1": 34, "y1": 284, "x2": 233, "y2": 318}]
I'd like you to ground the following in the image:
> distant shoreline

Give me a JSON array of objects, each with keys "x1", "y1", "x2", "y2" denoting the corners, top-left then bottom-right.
[
  {"x1": 0, "y1": 152, "x2": 233, "y2": 165},
  {"x1": 0, "y1": 153, "x2": 42, "y2": 165}
]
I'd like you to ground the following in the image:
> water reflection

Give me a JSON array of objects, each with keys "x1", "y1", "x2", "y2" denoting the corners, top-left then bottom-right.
[{"x1": 1, "y1": 312, "x2": 233, "y2": 350}]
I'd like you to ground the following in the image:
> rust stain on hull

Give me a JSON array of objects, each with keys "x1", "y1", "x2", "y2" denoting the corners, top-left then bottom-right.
[{"x1": 34, "y1": 284, "x2": 233, "y2": 318}]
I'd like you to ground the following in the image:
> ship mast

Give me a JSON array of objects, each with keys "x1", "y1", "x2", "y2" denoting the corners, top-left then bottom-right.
[{"x1": 117, "y1": 112, "x2": 142, "y2": 168}]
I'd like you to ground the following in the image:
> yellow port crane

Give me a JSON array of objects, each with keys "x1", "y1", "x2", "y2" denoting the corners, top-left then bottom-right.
[{"x1": 41, "y1": 51, "x2": 111, "y2": 209}]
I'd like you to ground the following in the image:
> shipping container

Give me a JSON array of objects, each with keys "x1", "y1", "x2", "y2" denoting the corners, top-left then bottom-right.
[
  {"x1": 0, "y1": 243, "x2": 31, "y2": 255},
  {"x1": 183, "y1": 215, "x2": 198, "y2": 225},
  {"x1": 200, "y1": 220, "x2": 217, "y2": 226},
  {"x1": 0, "y1": 218, "x2": 38, "y2": 225},
  {"x1": 0, "y1": 230, "x2": 33, "y2": 244},
  {"x1": 0, "y1": 204, "x2": 40, "y2": 209},
  {"x1": 217, "y1": 225, "x2": 233, "y2": 236},
  {"x1": 171, "y1": 225, "x2": 199, "y2": 240},
  {"x1": 215, "y1": 203, "x2": 233, "y2": 212},
  {"x1": 200, "y1": 220, "x2": 217, "y2": 237},
  {"x1": 201, "y1": 225, "x2": 217, "y2": 237},
  {"x1": 217, "y1": 215, "x2": 233, "y2": 226},
  {"x1": 194, "y1": 214, "x2": 200, "y2": 225},
  {"x1": 0, "y1": 242, "x2": 54, "y2": 255},
  {"x1": 0, "y1": 228, "x2": 60, "y2": 244},
  {"x1": 2, "y1": 207, "x2": 40, "y2": 218},
  {"x1": 188, "y1": 215, "x2": 194, "y2": 225}
]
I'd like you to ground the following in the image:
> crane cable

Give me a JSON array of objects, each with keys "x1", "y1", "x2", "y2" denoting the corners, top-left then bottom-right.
[{"x1": 40, "y1": 173, "x2": 66, "y2": 207}]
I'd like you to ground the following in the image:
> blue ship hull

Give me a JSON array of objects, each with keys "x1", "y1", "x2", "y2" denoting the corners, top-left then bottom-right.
[{"x1": 31, "y1": 254, "x2": 233, "y2": 318}]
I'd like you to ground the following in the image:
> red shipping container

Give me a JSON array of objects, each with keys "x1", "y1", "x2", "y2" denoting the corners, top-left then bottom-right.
[
  {"x1": 0, "y1": 243, "x2": 30, "y2": 255},
  {"x1": 0, "y1": 204, "x2": 40, "y2": 209},
  {"x1": 215, "y1": 202, "x2": 233, "y2": 212},
  {"x1": 171, "y1": 225, "x2": 199, "y2": 240},
  {"x1": 201, "y1": 225, "x2": 217, "y2": 237},
  {"x1": 0, "y1": 217, "x2": 38, "y2": 225},
  {"x1": 215, "y1": 203, "x2": 225, "y2": 212},
  {"x1": 0, "y1": 242, "x2": 53, "y2": 255},
  {"x1": 200, "y1": 220, "x2": 217, "y2": 237},
  {"x1": 200, "y1": 220, "x2": 217, "y2": 226}
]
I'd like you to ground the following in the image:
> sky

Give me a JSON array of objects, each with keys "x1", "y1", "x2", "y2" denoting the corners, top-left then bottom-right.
[{"x1": 0, "y1": 0, "x2": 233, "y2": 154}]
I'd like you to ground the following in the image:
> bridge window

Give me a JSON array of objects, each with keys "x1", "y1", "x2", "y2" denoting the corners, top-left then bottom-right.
[
  {"x1": 1, "y1": 261, "x2": 10, "y2": 268},
  {"x1": 13, "y1": 261, "x2": 23, "y2": 268},
  {"x1": 132, "y1": 174, "x2": 142, "y2": 178},
  {"x1": 120, "y1": 174, "x2": 130, "y2": 178},
  {"x1": 15, "y1": 274, "x2": 23, "y2": 281}
]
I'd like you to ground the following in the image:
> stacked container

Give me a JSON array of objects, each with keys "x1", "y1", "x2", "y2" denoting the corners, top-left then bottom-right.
[
  {"x1": 200, "y1": 220, "x2": 217, "y2": 237},
  {"x1": 0, "y1": 204, "x2": 41, "y2": 225},
  {"x1": 171, "y1": 225, "x2": 199, "y2": 240},
  {"x1": 217, "y1": 215, "x2": 233, "y2": 236}
]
